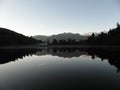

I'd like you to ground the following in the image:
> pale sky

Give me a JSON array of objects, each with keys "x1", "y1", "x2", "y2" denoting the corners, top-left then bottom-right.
[{"x1": 0, "y1": 0, "x2": 120, "y2": 36}]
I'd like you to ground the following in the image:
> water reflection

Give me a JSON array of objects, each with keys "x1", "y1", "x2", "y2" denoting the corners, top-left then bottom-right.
[
  {"x1": 0, "y1": 48, "x2": 120, "y2": 90},
  {"x1": 0, "y1": 49, "x2": 37, "y2": 64},
  {"x1": 0, "y1": 48, "x2": 120, "y2": 73},
  {"x1": 87, "y1": 48, "x2": 120, "y2": 73},
  {"x1": 35, "y1": 48, "x2": 88, "y2": 58}
]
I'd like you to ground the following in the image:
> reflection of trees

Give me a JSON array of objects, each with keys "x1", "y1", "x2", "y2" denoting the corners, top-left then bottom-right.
[
  {"x1": 1, "y1": 48, "x2": 120, "y2": 73},
  {"x1": 37, "y1": 48, "x2": 120, "y2": 73},
  {"x1": 0, "y1": 49, "x2": 38, "y2": 64},
  {"x1": 87, "y1": 48, "x2": 120, "y2": 73}
]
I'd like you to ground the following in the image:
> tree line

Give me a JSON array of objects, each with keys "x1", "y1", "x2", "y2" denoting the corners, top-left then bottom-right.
[
  {"x1": 87, "y1": 23, "x2": 120, "y2": 45},
  {"x1": 0, "y1": 22, "x2": 120, "y2": 46},
  {"x1": 48, "y1": 23, "x2": 120, "y2": 45},
  {"x1": 47, "y1": 39, "x2": 86, "y2": 45}
]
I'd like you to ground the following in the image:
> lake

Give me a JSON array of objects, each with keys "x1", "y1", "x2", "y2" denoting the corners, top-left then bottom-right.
[{"x1": 0, "y1": 48, "x2": 120, "y2": 90}]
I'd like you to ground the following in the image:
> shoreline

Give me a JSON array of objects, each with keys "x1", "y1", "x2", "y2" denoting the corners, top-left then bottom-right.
[{"x1": 0, "y1": 45, "x2": 120, "y2": 49}]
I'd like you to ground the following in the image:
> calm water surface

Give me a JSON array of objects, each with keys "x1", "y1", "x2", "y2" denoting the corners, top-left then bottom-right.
[{"x1": 0, "y1": 48, "x2": 120, "y2": 90}]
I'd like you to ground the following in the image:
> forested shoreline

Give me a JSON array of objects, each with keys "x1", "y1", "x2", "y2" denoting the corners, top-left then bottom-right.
[{"x1": 0, "y1": 23, "x2": 120, "y2": 46}]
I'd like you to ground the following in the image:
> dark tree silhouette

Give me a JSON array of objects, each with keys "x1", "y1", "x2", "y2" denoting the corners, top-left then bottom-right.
[
  {"x1": 52, "y1": 39, "x2": 58, "y2": 45},
  {"x1": 47, "y1": 39, "x2": 49, "y2": 45},
  {"x1": 87, "y1": 23, "x2": 120, "y2": 45},
  {"x1": 116, "y1": 22, "x2": 120, "y2": 28}
]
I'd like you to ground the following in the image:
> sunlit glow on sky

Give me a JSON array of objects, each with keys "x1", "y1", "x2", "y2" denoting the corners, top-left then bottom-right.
[{"x1": 0, "y1": 0, "x2": 120, "y2": 36}]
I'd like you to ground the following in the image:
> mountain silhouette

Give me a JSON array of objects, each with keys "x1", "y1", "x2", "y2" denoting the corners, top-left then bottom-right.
[
  {"x1": 33, "y1": 32, "x2": 88, "y2": 43},
  {"x1": 0, "y1": 27, "x2": 38, "y2": 46}
]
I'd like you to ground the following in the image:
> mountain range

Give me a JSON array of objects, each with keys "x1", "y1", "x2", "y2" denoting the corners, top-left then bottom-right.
[{"x1": 33, "y1": 33, "x2": 88, "y2": 43}]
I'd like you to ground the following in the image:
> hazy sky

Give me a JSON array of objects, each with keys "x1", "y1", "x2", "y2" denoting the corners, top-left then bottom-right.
[{"x1": 0, "y1": 0, "x2": 120, "y2": 36}]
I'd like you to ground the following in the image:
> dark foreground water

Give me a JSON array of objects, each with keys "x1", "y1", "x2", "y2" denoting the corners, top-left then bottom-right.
[{"x1": 0, "y1": 48, "x2": 120, "y2": 90}]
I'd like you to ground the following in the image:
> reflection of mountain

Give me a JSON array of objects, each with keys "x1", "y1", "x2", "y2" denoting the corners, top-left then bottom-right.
[
  {"x1": 0, "y1": 48, "x2": 120, "y2": 73},
  {"x1": 35, "y1": 48, "x2": 120, "y2": 72},
  {"x1": 35, "y1": 49, "x2": 87, "y2": 58},
  {"x1": 0, "y1": 49, "x2": 38, "y2": 64}
]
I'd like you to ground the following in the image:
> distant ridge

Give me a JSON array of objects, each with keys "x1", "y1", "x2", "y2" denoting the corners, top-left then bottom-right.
[{"x1": 33, "y1": 32, "x2": 88, "y2": 43}]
